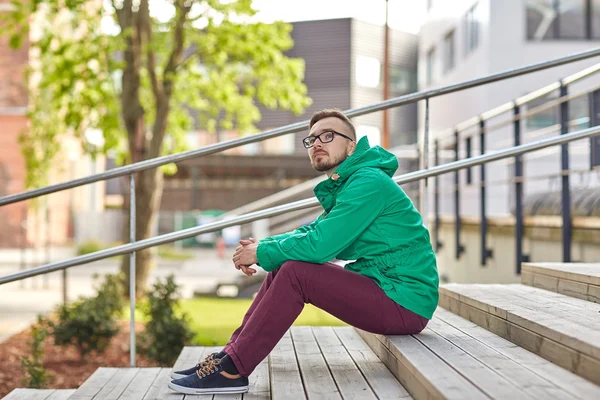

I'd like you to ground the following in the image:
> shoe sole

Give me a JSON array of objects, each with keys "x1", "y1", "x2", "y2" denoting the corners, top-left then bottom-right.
[{"x1": 168, "y1": 381, "x2": 249, "y2": 395}]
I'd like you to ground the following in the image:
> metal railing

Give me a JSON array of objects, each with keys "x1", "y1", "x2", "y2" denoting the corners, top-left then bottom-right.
[{"x1": 3, "y1": 47, "x2": 600, "y2": 367}]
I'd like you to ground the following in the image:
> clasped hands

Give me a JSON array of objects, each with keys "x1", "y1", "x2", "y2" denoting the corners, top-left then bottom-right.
[{"x1": 232, "y1": 237, "x2": 259, "y2": 276}]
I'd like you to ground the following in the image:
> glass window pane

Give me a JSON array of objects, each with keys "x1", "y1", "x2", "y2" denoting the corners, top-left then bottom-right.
[
  {"x1": 558, "y1": 0, "x2": 585, "y2": 38},
  {"x1": 426, "y1": 47, "x2": 436, "y2": 84},
  {"x1": 443, "y1": 30, "x2": 455, "y2": 72},
  {"x1": 592, "y1": 0, "x2": 600, "y2": 38},
  {"x1": 526, "y1": 0, "x2": 557, "y2": 40}
]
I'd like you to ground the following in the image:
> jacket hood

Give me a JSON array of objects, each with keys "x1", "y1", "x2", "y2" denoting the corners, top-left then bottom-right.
[{"x1": 333, "y1": 136, "x2": 398, "y2": 180}]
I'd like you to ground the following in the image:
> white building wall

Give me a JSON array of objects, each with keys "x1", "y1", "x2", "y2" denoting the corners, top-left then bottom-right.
[{"x1": 420, "y1": 0, "x2": 600, "y2": 218}]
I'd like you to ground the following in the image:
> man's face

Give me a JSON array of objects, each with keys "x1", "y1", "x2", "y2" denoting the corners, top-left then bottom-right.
[{"x1": 307, "y1": 117, "x2": 356, "y2": 173}]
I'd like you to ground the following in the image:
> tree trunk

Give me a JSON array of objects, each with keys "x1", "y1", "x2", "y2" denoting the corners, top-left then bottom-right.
[{"x1": 120, "y1": 168, "x2": 164, "y2": 298}]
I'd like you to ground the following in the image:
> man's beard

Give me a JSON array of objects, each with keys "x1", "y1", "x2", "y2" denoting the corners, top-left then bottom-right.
[{"x1": 311, "y1": 152, "x2": 349, "y2": 172}]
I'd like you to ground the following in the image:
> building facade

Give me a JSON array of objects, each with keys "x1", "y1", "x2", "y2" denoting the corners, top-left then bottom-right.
[
  {"x1": 420, "y1": 0, "x2": 600, "y2": 218},
  {"x1": 162, "y1": 17, "x2": 420, "y2": 212}
]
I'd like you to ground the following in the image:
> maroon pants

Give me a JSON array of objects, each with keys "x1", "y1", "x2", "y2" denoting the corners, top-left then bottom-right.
[{"x1": 223, "y1": 260, "x2": 428, "y2": 377}]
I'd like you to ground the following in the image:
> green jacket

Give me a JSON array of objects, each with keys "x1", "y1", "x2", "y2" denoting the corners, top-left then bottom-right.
[{"x1": 256, "y1": 137, "x2": 439, "y2": 319}]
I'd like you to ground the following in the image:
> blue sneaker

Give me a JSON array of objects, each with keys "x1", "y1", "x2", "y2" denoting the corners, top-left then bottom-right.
[
  {"x1": 168, "y1": 359, "x2": 249, "y2": 395},
  {"x1": 170, "y1": 352, "x2": 221, "y2": 380}
]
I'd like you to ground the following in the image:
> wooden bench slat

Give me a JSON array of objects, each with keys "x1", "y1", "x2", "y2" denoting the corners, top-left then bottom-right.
[
  {"x1": 434, "y1": 308, "x2": 600, "y2": 399},
  {"x1": 441, "y1": 284, "x2": 600, "y2": 359},
  {"x1": 119, "y1": 368, "x2": 162, "y2": 400},
  {"x1": 68, "y1": 367, "x2": 120, "y2": 400},
  {"x1": 439, "y1": 289, "x2": 600, "y2": 385},
  {"x1": 428, "y1": 314, "x2": 580, "y2": 400},
  {"x1": 269, "y1": 331, "x2": 306, "y2": 400},
  {"x1": 290, "y1": 326, "x2": 341, "y2": 399},
  {"x1": 358, "y1": 329, "x2": 488, "y2": 400},
  {"x1": 46, "y1": 389, "x2": 76, "y2": 400},
  {"x1": 311, "y1": 327, "x2": 377, "y2": 400},
  {"x1": 140, "y1": 368, "x2": 172, "y2": 400},
  {"x1": 334, "y1": 327, "x2": 412, "y2": 400},
  {"x1": 243, "y1": 359, "x2": 270, "y2": 400},
  {"x1": 413, "y1": 323, "x2": 529, "y2": 399},
  {"x1": 3, "y1": 389, "x2": 56, "y2": 400},
  {"x1": 95, "y1": 368, "x2": 140, "y2": 400},
  {"x1": 523, "y1": 263, "x2": 600, "y2": 286}
]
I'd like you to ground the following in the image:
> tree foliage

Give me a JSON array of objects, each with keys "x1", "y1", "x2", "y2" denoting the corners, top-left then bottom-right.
[{"x1": 1, "y1": 0, "x2": 311, "y2": 187}]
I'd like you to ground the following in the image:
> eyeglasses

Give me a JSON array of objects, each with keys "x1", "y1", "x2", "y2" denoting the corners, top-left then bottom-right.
[{"x1": 302, "y1": 130, "x2": 355, "y2": 149}]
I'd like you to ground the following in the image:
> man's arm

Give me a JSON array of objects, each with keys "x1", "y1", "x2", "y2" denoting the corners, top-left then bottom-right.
[
  {"x1": 256, "y1": 170, "x2": 386, "y2": 271},
  {"x1": 259, "y1": 215, "x2": 323, "y2": 243}
]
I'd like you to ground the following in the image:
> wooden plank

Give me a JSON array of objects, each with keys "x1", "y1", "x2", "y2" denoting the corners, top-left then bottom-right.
[
  {"x1": 291, "y1": 326, "x2": 341, "y2": 399},
  {"x1": 413, "y1": 322, "x2": 530, "y2": 399},
  {"x1": 428, "y1": 315, "x2": 580, "y2": 400},
  {"x1": 140, "y1": 368, "x2": 172, "y2": 400},
  {"x1": 244, "y1": 358, "x2": 270, "y2": 400},
  {"x1": 442, "y1": 284, "x2": 600, "y2": 359},
  {"x1": 46, "y1": 390, "x2": 76, "y2": 400},
  {"x1": 356, "y1": 331, "x2": 432, "y2": 400},
  {"x1": 434, "y1": 307, "x2": 600, "y2": 400},
  {"x1": 94, "y1": 368, "x2": 140, "y2": 400},
  {"x1": 499, "y1": 285, "x2": 600, "y2": 329},
  {"x1": 269, "y1": 330, "x2": 306, "y2": 400},
  {"x1": 362, "y1": 329, "x2": 488, "y2": 400},
  {"x1": 439, "y1": 292, "x2": 600, "y2": 386},
  {"x1": 3, "y1": 389, "x2": 56, "y2": 400},
  {"x1": 118, "y1": 368, "x2": 162, "y2": 400},
  {"x1": 334, "y1": 327, "x2": 411, "y2": 400},
  {"x1": 522, "y1": 263, "x2": 600, "y2": 286},
  {"x1": 68, "y1": 367, "x2": 120, "y2": 400},
  {"x1": 589, "y1": 284, "x2": 600, "y2": 303},
  {"x1": 558, "y1": 279, "x2": 593, "y2": 302},
  {"x1": 311, "y1": 327, "x2": 376, "y2": 400}
]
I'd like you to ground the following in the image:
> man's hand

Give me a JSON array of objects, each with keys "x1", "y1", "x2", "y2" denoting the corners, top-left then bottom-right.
[{"x1": 234, "y1": 237, "x2": 258, "y2": 276}]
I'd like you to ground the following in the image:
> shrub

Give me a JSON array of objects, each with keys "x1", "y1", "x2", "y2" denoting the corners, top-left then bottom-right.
[
  {"x1": 20, "y1": 317, "x2": 53, "y2": 388},
  {"x1": 138, "y1": 275, "x2": 194, "y2": 365},
  {"x1": 50, "y1": 273, "x2": 126, "y2": 357},
  {"x1": 76, "y1": 239, "x2": 106, "y2": 256}
]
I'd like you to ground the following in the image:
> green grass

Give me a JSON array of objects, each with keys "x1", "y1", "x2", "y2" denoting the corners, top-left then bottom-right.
[{"x1": 178, "y1": 297, "x2": 347, "y2": 346}]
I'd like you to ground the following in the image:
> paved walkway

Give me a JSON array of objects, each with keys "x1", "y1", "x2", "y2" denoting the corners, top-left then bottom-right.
[{"x1": 0, "y1": 246, "x2": 251, "y2": 343}]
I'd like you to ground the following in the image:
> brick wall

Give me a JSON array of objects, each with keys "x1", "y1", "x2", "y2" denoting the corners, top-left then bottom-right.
[{"x1": 0, "y1": 3, "x2": 29, "y2": 247}]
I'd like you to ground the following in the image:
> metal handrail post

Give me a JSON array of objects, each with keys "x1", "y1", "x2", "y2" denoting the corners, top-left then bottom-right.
[{"x1": 129, "y1": 174, "x2": 136, "y2": 367}]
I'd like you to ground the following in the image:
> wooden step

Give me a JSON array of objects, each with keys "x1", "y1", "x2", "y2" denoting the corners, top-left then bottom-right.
[
  {"x1": 522, "y1": 262, "x2": 600, "y2": 303},
  {"x1": 439, "y1": 283, "x2": 600, "y2": 385},
  {"x1": 3, "y1": 389, "x2": 75, "y2": 400},
  {"x1": 65, "y1": 327, "x2": 410, "y2": 399},
  {"x1": 358, "y1": 307, "x2": 600, "y2": 399}
]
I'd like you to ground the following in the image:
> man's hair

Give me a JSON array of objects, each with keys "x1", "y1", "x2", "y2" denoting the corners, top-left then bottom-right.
[{"x1": 309, "y1": 109, "x2": 356, "y2": 140}]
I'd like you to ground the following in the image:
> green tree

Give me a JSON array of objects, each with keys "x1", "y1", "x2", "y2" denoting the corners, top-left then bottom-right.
[{"x1": 1, "y1": 0, "x2": 311, "y2": 296}]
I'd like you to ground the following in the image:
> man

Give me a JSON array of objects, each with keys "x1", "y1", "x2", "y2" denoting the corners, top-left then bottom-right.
[{"x1": 168, "y1": 109, "x2": 439, "y2": 395}]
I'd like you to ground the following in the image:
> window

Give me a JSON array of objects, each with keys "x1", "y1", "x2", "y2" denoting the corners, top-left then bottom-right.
[
  {"x1": 526, "y1": 0, "x2": 597, "y2": 40},
  {"x1": 464, "y1": 2, "x2": 480, "y2": 54},
  {"x1": 426, "y1": 47, "x2": 436, "y2": 84},
  {"x1": 443, "y1": 30, "x2": 456, "y2": 73},
  {"x1": 390, "y1": 67, "x2": 417, "y2": 93},
  {"x1": 356, "y1": 56, "x2": 381, "y2": 88}
]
